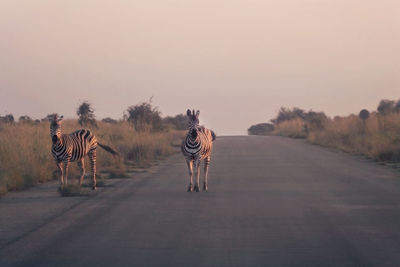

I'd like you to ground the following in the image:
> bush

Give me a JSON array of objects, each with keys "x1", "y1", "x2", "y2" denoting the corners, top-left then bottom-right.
[
  {"x1": 0, "y1": 114, "x2": 14, "y2": 124},
  {"x1": 304, "y1": 111, "x2": 327, "y2": 131},
  {"x1": 261, "y1": 107, "x2": 327, "y2": 138},
  {"x1": 126, "y1": 100, "x2": 165, "y2": 132},
  {"x1": 274, "y1": 118, "x2": 308, "y2": 138},
  {"x1": 248, "y1": 123, "x2": 274, "y2": 135},
  {"x1": 102, "y1": 117, "x2": 118, "y2": 124},
  {"x1": 18, "y1": 115, "x2": 33, "y2": 124},
  {"x1": 163, "y1": 114, "x2": 187, "y2": 130},
  {"x1": 275, "y1": 107, "x2": 306, "y2": 124},
  {"x1": 377, "y1": 99, "x2": 399, "y2": 115}
]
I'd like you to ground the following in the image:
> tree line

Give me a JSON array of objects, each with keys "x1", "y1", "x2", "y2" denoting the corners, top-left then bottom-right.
[{"x1": 0, "y1": 100, "x2": 187, "y2": 132}]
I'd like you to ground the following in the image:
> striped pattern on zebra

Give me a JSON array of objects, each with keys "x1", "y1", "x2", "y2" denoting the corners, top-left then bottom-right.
[
  {"x1": 181, "y1": 109, "x2": 216, "y2": 192},
  {"x1": 49, "y1": 114, "x2": 117, "y2": 190}
]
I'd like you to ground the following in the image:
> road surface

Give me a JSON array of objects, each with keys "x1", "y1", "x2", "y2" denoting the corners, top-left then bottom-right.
[{"x1": 1, "y1": 136, "x2": 400, "y2": 266}]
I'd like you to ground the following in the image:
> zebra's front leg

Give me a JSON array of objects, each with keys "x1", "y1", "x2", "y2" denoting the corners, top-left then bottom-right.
[
  {"x1": 63, "y1": 160, "x2": 70, "y2": 186},
  {"x1": 203, "y1": 157, "x2": 210, "y2": 191},
  {"x1": 57, "y1": 162, "x2": 64, "y2": 187},
  {"x1": 77, "y1": 158, "x2": 85, "y2": 186},
  {"x1": 194, "y1": 160, "x2": 201, "y2": 192},
  {"x1": 186, "y1": 160, "x2": 194, "y2": 192}
]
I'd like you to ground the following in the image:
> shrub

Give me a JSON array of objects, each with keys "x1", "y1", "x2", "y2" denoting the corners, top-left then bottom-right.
[
  {"x1": 0, "y1": 114, "x2": 14, "y2": 124},
  {"x1": 377, "y1": 99, "x2": 397, "y2": 115},
  {"x1": 304, "y1": 111, "x2": 327, "y2": 132},
  {"x1": 248, "y1": 123, "x2": 274, "y2": 135},
  {"x1": 275, "y1": 107, "x2": 306, "y2": 124},
  {"x1": 163, "y1": 114, "x2": 187, "y2": 130},
  {"x1": 102, "y1": 117, "x2": 118, "y2": 124},
  {"x1": 18, "y1": 115, "x2": 33, "y2": 124},
  {"x1": 274, "y1": 118, "x2": 307, "y2": 138},
  {"x1": 126, "y1": 100, "x2": 164, "y2": 132}
]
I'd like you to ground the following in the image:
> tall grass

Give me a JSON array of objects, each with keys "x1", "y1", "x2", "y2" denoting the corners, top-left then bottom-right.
[
  {"x1": 0, "y1": 123, "x2": 53, "y2": 194},
  {"x1": 273, "y1": 118, "x2": 308, "y2": 138},
  {"x1": 0, "y1": 120, "x2": 184, "y2": 196},
  {"x1": 273, "y1": 112, "x2": 400, "y2": 162},
  {"x1": 309, "y1": 113, "x2": 400, "y2": 161}
]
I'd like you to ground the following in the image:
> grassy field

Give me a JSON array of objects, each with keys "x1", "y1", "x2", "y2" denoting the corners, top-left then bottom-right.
[
  {"x1": 272, "y1": 112, "x2": 400, "y2": 163},
  {"x1": 0, "y1": 120, "x2": 184, "y2": 196}
]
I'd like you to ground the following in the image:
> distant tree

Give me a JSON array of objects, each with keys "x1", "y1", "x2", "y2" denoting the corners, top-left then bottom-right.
[
  {"x1": 102, "y1": 117, "x2": 118, "y2": 124},
  {"x1": 248, "y1": 123, "x2": 274, "y2": 135},
  {"x1": 305, "y1": 111, "x2": 327, "y2": 130},
  {"x1": 44, "y1": 114, "x2": 53, "y2": 122},
  {"x1": 126, "y1": 99, "x2": 164, "y2": 132},
  {"x1": 377, "y1": 99, "x2": 399, "y2": 131},
  {"x1": 77, "y1": 101, "x2": 97, "y2": 127},
  {"x1": 43, "y1": 113, "x2": 58, "y2": 122},
  {"x1": 163, "y1": 114, "x2": 187, "y2": 130},
  {"x1": 18, "y1": 115, "x2": 33, "y2": 124},
  {"x1": 377, "y1": 99, "x2": 396, "y2": 115},
  {"x1": 0, "y1": 114, "x2": 14, "y2": 124}
]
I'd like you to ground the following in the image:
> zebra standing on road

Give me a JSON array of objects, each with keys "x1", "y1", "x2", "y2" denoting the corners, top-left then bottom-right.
[
  {"x1": 182, "y1": 109, "x2": 216, "y2": 192},
  {"x1": 49, "y1": 114, "x2": 117, "y2": 190}
]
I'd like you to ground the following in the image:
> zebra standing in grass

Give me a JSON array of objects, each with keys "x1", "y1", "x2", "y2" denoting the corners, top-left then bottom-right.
[
  {"x1": 49, "y1": 114, "x2": 117, "y2": 190},
  {"x1": 182, "y1": 109, "x2": 216, "y2": 192}
]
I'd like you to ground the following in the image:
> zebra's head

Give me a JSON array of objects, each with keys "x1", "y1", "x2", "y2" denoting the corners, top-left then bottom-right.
[
  {"x1": 49, "y1": 114, "x2": 63, "y2": 144},
  {"x1": 186, "y1": 109, "x2": 200, "y2": 139}
]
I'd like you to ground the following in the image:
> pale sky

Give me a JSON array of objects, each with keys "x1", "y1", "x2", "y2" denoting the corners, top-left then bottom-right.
[{"x1": 1, "y1": 0, "x2": 399, "y2": 135}]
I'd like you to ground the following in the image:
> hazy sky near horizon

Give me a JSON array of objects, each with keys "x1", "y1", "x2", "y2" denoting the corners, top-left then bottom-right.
[{"x1": 1, "y1": 0, "x2": 399, "y2": 135}]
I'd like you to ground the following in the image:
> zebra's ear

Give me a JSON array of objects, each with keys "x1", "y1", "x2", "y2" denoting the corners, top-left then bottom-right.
[
  {"x1": 186, "y1": 109, "x2": 191, "y2": 117},
  {"x1": 57, "y1": 115, "x2": 63, "y2": 122},
  {"x1": 195, "y1": 110, "x2": 200, "y2": 118}
]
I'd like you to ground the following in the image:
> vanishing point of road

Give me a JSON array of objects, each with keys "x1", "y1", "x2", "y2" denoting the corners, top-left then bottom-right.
[{"x1": 1, "y1": 136, "x2": 400, "y2": 266}]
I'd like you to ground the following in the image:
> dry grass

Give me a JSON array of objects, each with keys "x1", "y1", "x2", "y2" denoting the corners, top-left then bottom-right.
[
  {"x1": 0, "y1": 122, "x2": 53, "y2": 194},
  {"x1": 0, "y1": 120, "x2": 185, "y2": 196},
  {"x1": 274, "y1": 112, "x2": 400, "y2": 162},
  {"x1": 273, "y1": 118, "x2": 308, "y2": 139}
]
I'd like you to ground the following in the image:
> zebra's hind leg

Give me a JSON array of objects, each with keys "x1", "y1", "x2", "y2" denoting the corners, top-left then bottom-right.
[
  {"x1": 203, "y1": 156, "x2": 210, "y2": 191},
  {"x1": 88, "y1": 149, "x2": 97, "y2": 190},
  {"x1": 186, "y1": 160, "x2": 194, "y2": 192},
  {"x1": 194, "y1": 160, "x2": 201, "y2": 192},
  {"x1": 77, "y1": 158, "x2": 85, "y2": 186}
]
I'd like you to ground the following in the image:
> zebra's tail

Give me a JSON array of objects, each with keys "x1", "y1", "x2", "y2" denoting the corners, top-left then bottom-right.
[
  {"x1": 98, "y1": 142, "x2": 119, "y2": 156},
  {"x1": 211, "y1": 130, "x2": 216, "y2": 141}
]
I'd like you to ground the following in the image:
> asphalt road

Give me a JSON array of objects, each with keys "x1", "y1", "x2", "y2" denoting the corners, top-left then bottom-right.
[{"x1": 2, "y1": 136, "x2": 400, "y2": 267}]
